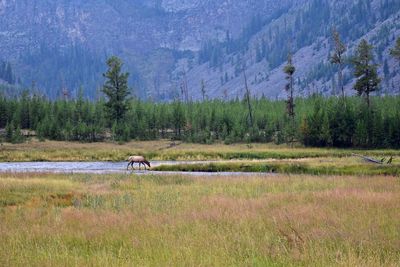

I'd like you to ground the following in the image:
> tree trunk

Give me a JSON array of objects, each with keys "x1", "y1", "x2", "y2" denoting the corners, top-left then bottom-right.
[{"x1": 339, "y1": 64, "x2": 344, "y2": 98}]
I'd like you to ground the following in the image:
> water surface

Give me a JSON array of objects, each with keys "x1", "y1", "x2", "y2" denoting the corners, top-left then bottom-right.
[{"x1": 0, "y1": 161, "x2": 272, "y2": 176}]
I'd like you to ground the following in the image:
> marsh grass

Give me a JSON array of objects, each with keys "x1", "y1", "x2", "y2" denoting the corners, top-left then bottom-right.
[
  {"x1": 153, "y1": 160, "x2": 400, "y2": 176},
  {"x1": 1, "y1": 140, "x2": 400, "y2": 162},
  {"x1": 1, "y1": 172, "x2": 400, "y2": 266}
]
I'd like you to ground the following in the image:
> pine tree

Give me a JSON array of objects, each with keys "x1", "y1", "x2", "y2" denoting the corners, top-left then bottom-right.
[
  {"x1": 330, "y1": 28, "x2": 347, "y2": 98},
  {"x1": 352, "y1": 39, "x2": 381, "y2": 108},
  {"x1": 102, "y1": 56, "x2": 130, "y2": 124},
  {"x1": 283, "y1": 51, "x2": 296, "y2": 146},
  {"x1": 5, "y1": 122, "x2": 13, "y2": 143},
  {"x1": 172, "y1": 101, "x2": 185, "y2": 138}
]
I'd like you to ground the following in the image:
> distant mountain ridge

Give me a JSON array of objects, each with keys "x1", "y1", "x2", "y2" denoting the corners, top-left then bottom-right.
[{"x1": 0, "y1": 0, "x2": 399, "y2": 100}]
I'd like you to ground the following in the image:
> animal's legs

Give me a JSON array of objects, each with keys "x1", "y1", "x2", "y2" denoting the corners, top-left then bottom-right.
[{"x1": 128, "y1": 161, "x2": 135, "y2": 170}]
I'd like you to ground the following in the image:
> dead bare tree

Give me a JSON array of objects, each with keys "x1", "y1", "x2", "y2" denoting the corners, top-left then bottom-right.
[
  {"x1": 330, "y1": 27, "x2": 347, "y2": 98},
  {"x1": 243, "y1": 66, "x2": 254, "y2": 127},
  {"x1": 352, "y1": 153, "x2": 394, "y2": 165},
  {"x1": 200, "y1": 79, "x2": 207, "y2": 101},
  {"x1": 182, "y1": 68, "x2": 189, "y2": 103}
]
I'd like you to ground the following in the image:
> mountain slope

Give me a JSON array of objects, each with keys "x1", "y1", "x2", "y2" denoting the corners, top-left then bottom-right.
[
  {"x1": 0, "y1": 0, "x2": 399, "y2": 99},
  {"x1": 180, "y1": 0, "x2": 400, "y2": 100}
]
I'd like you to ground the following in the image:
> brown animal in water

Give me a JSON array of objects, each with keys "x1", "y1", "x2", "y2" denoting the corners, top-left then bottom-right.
[{"x1": 127, "y1": 156, "x2": 151, "y2": 170}]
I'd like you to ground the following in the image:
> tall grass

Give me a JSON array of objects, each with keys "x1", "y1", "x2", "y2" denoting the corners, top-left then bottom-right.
[
  {"x1": 1, "y1": 140, "x2": 400, "y2": 162},
  {"x1": 153, "y1": 160, "x2": 400, "y2": 176},
  {"x1": 1, "y1": 173, "x2": 399, "y2": 266}
]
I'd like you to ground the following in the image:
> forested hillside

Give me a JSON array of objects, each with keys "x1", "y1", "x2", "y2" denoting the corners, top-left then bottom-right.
[
  {"x1": 183, "y1": 0, "x2": 400, "y2": 99},
  {"x1": 0, "y1": 0, "x2": 399, "y2": 100}
]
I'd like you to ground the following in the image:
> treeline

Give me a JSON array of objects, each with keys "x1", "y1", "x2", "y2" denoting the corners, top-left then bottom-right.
[{"x1": 1, "y1": 94, "x2": 399, "y2": 148}]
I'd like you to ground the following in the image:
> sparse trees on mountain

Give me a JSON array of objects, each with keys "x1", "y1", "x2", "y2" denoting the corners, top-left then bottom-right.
[
  {"x1": 330, "y1": 28, "x2": 347, "y2": 98},
  {"x1": 352, "y1": 39, "x2": 381, "y2": 108},
  {"x1": 390, "y1": 37, "x2": 400, "y2": 94},
  {"x1": 390, "y1": 37, "x2": 400, "y2": 61}
]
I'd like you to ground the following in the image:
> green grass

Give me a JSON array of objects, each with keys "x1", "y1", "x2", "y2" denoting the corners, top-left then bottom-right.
[{"x1": 1, "y1": 173, "x2": 400, "y2": 266}]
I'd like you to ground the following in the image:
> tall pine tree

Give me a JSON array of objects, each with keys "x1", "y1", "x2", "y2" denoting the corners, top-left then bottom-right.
[
  {"x1": 102, "y1": 56, "x2": 130, "y2": 124},
  {"x1": 283, "y1": 51, "x2": 296, "y2": 146},
  {"x1": 352, "y1": 39, "x2": 381, "y2": 108}
]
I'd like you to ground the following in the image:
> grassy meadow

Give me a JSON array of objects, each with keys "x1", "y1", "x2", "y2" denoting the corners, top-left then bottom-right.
[
  {"x1": 1, "y1": 172, "x2": 400, "y2": 266},
  {"x1": 1, "y1": 140, "x2": 400, "y2": 162},
  {"x1": 1, "y1": 140, "x2": 399, "y2": 265}
]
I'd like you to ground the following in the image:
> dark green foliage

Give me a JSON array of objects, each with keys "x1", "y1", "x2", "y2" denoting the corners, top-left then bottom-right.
[
  {"x1": 327, "y1": 99, "x2": 354, "y2": 147},
  {"x1": 352, "y1": 39, "x2": 381, "y2": 107},
  {"x1": 301, "y1": 97, "x2": 331, "y2": 146},
  {"x1": 5, "y1": 121, "x2": 24, "y2": 143},
  {"x1": 101, "y1": 56, "x2": 131, "y2": 141},
  {"x1": 283, "y1": 52, "x2": 296, "y2": 145},
  {"x1": 102, "y1": 56, "x2": 130, "y2": 123},
  {"x1": 0, "y1": 93, "x2": 399, "y2": 148}
]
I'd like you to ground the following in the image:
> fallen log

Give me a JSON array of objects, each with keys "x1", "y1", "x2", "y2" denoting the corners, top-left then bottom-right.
[{"x1": 352, "y1": 153, "x2": 384, "y2": 165}]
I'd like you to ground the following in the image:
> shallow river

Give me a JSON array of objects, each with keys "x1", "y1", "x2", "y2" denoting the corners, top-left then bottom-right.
[{"x1": 0, "y1": 161, "x2": 271, "y2": 176}]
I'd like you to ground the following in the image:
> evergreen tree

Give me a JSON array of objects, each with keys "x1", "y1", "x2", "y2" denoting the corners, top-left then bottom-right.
[
  {"x1": 102, "y1": 56, "x2": 130, "y2": 125},
  {"x1": 5, "y1": 122, "x2": 13, "y2": 143},
  {"x1": 352, "y1": 39, "x2": 381, "y2": 108},
  {"x1": 283, "y1": 51, "x2": 296, "y2": 145},
  {"x1": 172, "y1": 101, "x2": 185, "y2": 139},
  {"x1": 301, "y1": 98, "x2": 331, "y2": 146},
  {"x1": 330, "y1": 100, "x2": 355, "y2": 147},
  {"x1": 330, "y1": 28, "x2": 347, "y2": 98}
]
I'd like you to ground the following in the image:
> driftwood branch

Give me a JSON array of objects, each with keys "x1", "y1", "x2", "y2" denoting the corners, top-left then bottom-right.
[{"x1": 352, "y1": 154, "x2": 393, "y2": 165}]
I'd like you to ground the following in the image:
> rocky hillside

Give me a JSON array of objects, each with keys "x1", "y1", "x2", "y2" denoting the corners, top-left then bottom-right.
[
  {"x1": 181, "y1": 0, "x2": 400, "y2": 100},
  {"x1": 0, "y1": 0, "x2": 399, "y2": 100}
]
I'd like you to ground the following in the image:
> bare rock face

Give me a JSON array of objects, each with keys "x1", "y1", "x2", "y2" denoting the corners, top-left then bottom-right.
[
  {"x1": 161, "y1": 0, "x2": 200, "y2": 12},
  {"x1": 0, "y1": 0, "x2": 399, "y2": 99}
]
